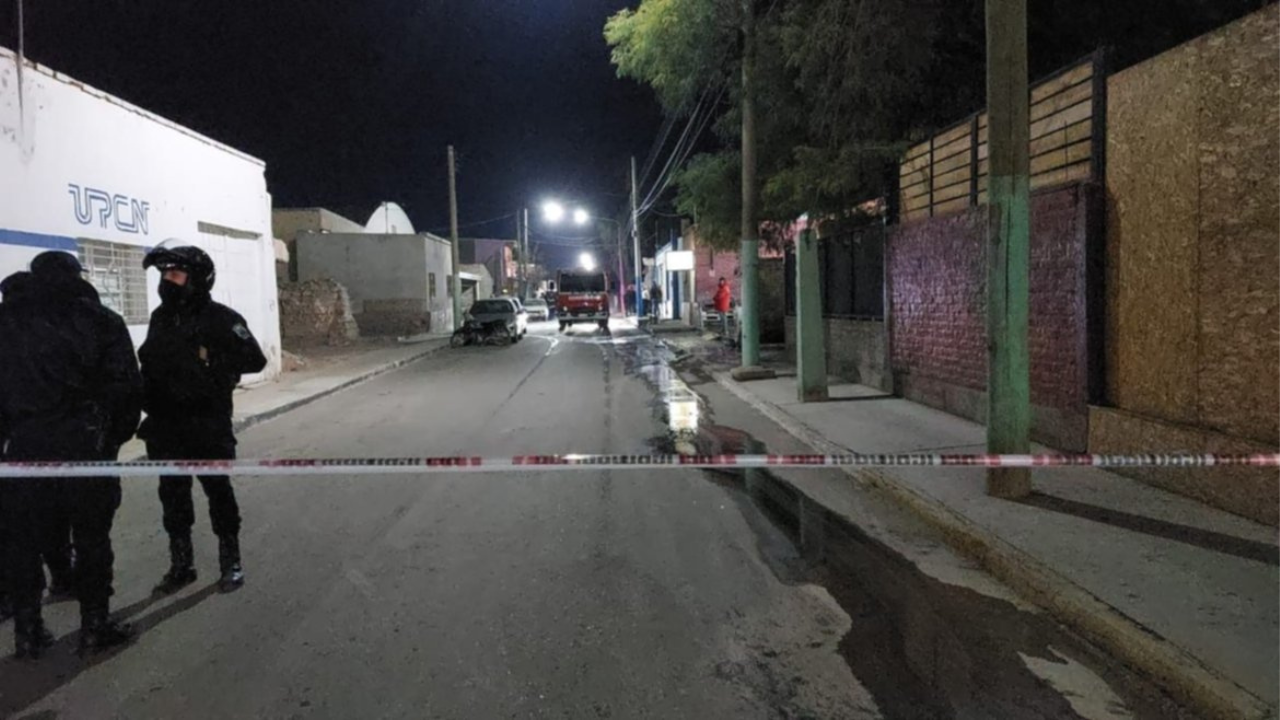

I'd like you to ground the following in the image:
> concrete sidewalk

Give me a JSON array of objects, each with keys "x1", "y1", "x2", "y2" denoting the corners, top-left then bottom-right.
[
  {"x1": 119, "y1": 336, "x2": 451, "y2": 460},
  {"x1": 715, "y1": 373, "x2": 1279, "y2": 720}
]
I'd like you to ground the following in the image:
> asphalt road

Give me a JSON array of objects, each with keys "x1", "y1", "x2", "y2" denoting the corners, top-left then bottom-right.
[{"x1": 0, "y1": 322, "x2": 1196, "y2": 719}]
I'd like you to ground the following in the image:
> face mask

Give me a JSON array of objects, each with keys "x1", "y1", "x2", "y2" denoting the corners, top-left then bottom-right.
[{"x1": 158, "y1": 279, "x2": 190, "y2": 305}]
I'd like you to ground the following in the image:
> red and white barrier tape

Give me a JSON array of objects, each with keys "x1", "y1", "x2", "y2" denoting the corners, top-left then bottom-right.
[{"x1": 0, "y1": 453, "x2": 1276, "y2": 478}]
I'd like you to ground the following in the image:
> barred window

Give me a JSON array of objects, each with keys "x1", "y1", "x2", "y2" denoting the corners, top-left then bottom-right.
[
  {"x1": 429, "y1": 272, "x2": 437, "y2": 298},
  {"x1": 77, "y1": 239, "x2": 149, "y2": 324}
]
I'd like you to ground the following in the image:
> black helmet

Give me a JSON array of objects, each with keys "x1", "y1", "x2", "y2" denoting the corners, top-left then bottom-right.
[
  {"x1": 143, "y1": 241, "x2": 216, "y2": 292},
  {"x1": 0, "y1": 271, "x2": 34, "y2": 303},
  {"x1": 30, "y1": 250, "x2": 85, "y2": 280}
]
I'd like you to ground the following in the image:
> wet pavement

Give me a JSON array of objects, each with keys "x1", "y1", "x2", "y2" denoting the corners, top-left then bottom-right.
[
  {"x1": 0, "y1": 321, "x2": 1199, "y2": 719},
  {"x1": 624, "y1": 334, "x2": 1199, "y2": 720}
]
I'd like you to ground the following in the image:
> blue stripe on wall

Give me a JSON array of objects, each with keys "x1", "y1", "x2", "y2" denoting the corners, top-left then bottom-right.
[{"x1": 0, "y1": 229, "x2": 79, "y2": 251}]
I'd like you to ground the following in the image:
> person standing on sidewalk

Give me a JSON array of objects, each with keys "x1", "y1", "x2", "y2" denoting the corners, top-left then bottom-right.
[
  {"x1": 650, "y1": 281, "x2": 663, "y2": 322},
  {"x1": 138, "y1": 243, "x2": 266, "y2": 594},
  {"x1": 713, "y1": 277, "x2": 733, "y2": 339},
  {"x1": 0, "y1": 252, "x2": 143, "y2": 658}
]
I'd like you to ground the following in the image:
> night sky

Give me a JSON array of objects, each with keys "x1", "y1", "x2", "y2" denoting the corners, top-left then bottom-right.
[
  {"x1": 0, "y1": 0, "x2": 662, "y2": 260},
  {"x1": 1, "y1": 0, "x2": 1267, "y2": 270}
]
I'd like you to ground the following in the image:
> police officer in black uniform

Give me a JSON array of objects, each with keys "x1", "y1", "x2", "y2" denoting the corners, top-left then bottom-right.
[
  {"x1": 30, "y1": 253, "x2": 103, "y2": 599},
  {"x1": 139, "y1": 243, "x2": 266, "y2": 594},
  {"x1": 0, "y1": 267, "x2": 84, "y2": 626},
  {"x1": 0, "y1": 270, "x2": 32, "y2": 625},
  {"x1": 0, "y1": 252, "x2": 143, "y2": 658}
]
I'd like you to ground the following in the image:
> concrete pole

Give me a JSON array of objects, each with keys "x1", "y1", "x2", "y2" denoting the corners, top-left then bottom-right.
[
  {"x1": 631, "y1": 156, "x2": 642, "y2": 318},
  {"x1": 795, "y1": 228, "x2": 828, "y2": 402},
  {"x1": 738, "y1": 0, "x2": 760, "y2": 368},
  {"x1": 985, "y1": 0, "x2": 1032, "y2": 498},
  {"x1": 447, "y1": 146, "x2": 462, "y2": 331}
]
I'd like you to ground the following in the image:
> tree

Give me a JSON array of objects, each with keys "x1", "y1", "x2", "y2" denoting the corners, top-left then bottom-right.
[
  {"x1": 672, "y1": 151, "x2": 741, "y2": 250},
  {"x1": 608, "y1": 0, "x2": 978, "y2": 241},
  {"x1": 604, "y1": 0, "x2": 740, "y2": 116}
]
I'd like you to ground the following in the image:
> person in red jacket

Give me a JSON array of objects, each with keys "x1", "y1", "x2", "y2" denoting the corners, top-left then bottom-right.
[{"x1": 713, "y1": 277, "x2": 732, "y2": 338}]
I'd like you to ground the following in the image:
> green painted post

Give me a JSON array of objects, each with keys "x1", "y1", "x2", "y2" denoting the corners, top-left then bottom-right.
[
  {"x1": 795, "y1": 228, "x2": 828, "y2": 402},
  {"x1": 985, "y1": 0, "x2": 1032, "y2": 498},
  {"x1": 738, "y1": 0, "x2": 760, "y2": 369}
]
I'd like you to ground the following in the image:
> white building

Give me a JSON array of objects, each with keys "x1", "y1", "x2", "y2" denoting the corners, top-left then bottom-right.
[{"x1": 0, "y1": 46, "x2": 282, "y2": 381}]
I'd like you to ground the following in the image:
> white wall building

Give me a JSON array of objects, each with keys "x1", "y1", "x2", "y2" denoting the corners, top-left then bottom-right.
[{"x1": 0, "y1": 46, "x2": 281, "y2": 381}]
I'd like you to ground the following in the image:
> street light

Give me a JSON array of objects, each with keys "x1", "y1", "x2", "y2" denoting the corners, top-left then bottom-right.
[
  {"x1": 541, "y1": 202, "x2": 628, "y2": 315},
  {"x1": 573, "y1": 212, "x2": 630, "y2": 316},
  {"x1": 542, "y1": 201, "x2": 565, "y2": 223}
]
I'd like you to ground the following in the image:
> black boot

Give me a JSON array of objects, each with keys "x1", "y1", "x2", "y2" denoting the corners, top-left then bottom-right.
[
  {"x1": 153, "y1": 536, "x2": 197, "y2": 595},
  {"x1": 79, "y1": 605, "x2": 133, "y2": 655},
  {"x1": 14, "y1": 607, "x2": 54, "y2": 660},
  {"x1": 218, "y1": 535, "x2": 244, "y2": 592}
]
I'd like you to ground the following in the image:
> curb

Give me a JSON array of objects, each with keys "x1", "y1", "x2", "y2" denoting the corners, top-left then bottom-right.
[
  {"x1": 124, "y1": 342, "x2": 449, "y2": 461},
  {"x1": 232, "y1": 341, "x2": 450, "y2": 434},
  {"x1": 712, "y1": 370, "x2": 1275, "y2": 720}
]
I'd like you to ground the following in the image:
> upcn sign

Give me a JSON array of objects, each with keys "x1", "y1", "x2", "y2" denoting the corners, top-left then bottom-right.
[{"x1": 68, "y1": 183, "x2": 151, "y2": 235}]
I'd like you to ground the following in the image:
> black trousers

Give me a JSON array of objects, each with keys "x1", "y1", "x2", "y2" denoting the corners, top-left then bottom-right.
[
  {"x1": 42, "y1": 485, "x2": 74, "y2": 584},
  {"x1": 146, "y1": 436, "x2": 241, "y2": 539},
  {"x1": 0, "y1": 487, "x2": 10, "y2": 604},
  {"x1": 1, "y1": 476, "x2": 121, "y2": 612}
]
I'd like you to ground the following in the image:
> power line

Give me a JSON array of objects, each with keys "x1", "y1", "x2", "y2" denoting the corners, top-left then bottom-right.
[
  {"x1": 427, "y1": 212, "x2": 517, "y2": 235},
  {"x1": 634, "y1": 88, "x2": 712, "y2": 212},
  {"x1": 636, "y1": 86, "x2": 725, "y2": 217}
]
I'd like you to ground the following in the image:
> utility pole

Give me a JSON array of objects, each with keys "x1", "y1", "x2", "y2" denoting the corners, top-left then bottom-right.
[
  {"x1": 447, "y1": 146, "x2": 462, "y2": 331},
  {"x1": 630, "y1": 156, "x2": 641, "y2": 318},
  {"x1": 738, "y1": 0, "x2": 760, "y2": 368},
  {"x1": 521, "y1": 207, "x2": 530, "y2": 298},
  {"x1": 985, "y1": 0, "x2": 1032, "y2": 498},
  {"x1": 15, "y1": 0, "x2": 25, "y2": 124},
  {"x1": 616, "y1": 225, "x2": 626, "y2": 315}
]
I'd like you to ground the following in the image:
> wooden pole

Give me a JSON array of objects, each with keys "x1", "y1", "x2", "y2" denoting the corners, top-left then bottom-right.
[{"x1": 985, "y1": 0, "x2": 1032, "y2": 498}]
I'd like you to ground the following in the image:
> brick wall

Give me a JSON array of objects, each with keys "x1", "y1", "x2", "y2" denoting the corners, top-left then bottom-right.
[
  {"x1": 888, "y1": 182, "x2": 1098, "y2": 450},
  {"x1": 690, "y1": 247, "x2": 784, "y2": 343},
  {"x1": 277, "y1": 278, "x2": 359, "y2": 348},
  {"x1": 786, "y1": 316, "x2": 890, "y2": 391},
  {"x1": 692, "y1": 246, "x2": 740, "y2": 306},
  {"x1": 357, "y1": 299, "x2": 431, "y2": 337}
]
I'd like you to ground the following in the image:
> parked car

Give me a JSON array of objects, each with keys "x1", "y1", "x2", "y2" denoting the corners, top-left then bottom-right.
[
  {"x1": 556, "y1": 269, "x2": 610, "y2": 331},
  {"x1": 467, "y1": 298, "x2": 525, "y2": 343},
  {"x1": 510, "y1": 297, "x2": 529, "y2": 336},
  {"x1": 523, "y1": 297, "x2": 550, "y2": 321}
]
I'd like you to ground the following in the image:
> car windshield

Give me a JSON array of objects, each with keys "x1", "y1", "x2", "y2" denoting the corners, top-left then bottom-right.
[
  {"x1": 558, "y1": 274, "x2": 605, "y2": 293},
  {"x1": 524, "y1": 298, "x2": 547, "y2": 308},
  {"x1": 470, "y1": 300, "x2": 511, "y2": 315}
]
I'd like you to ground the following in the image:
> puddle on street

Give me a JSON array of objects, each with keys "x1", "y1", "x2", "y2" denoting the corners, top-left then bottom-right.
[{"x1": 614, "y1": 341, "x2": 1199, "y2": 720}]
